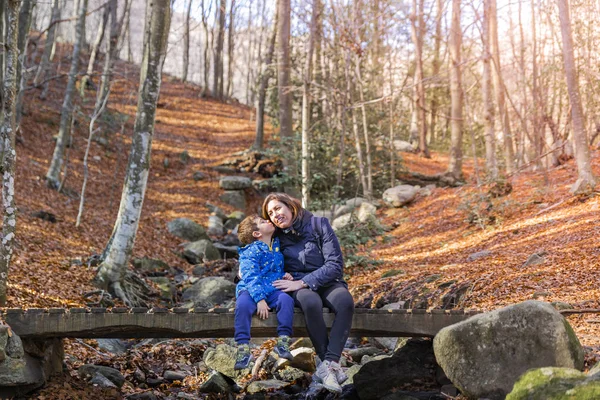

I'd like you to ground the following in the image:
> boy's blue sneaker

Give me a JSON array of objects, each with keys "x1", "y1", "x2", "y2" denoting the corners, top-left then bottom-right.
[
  {"x1": 274, "y1": 335, "x2": 293, "y2": 360},
  {"x1": 234, "y1": 344, "x2": 253, "y2": 370}
]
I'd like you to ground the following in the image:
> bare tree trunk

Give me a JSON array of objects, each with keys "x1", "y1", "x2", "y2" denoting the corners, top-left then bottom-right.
[
  {"x1": 557, "y1": 0, "x2": 596, "y2": 193},
  {"x1": 488, "y1": 0, "x2": 514, "y2": 175},
  {"x1": 429, "y1": 0, "x2": 443, "y2": 145},
  {"x1": 15, "y1": 0, "x2": 35, "y2": 128},
  {"x1": 213, "y1": 0, "x2": 226, "y2": 98},
  {"x1": 301, "y1": 0, "x2": 319, "y2": 208},
  {"x1": 346, "y1": 53, "x2": 368, "y2": 198},
  {"x1": 0, "y1": 0, "x2": 20, "y2": 306},
  {"x1": 94, "y1": 0, "x2": 171, "y2": 305},
  {"x1": 201, "y1": 0, "x2": 211, "y2": 94},
  {"x1": 96, "y1": 0, "x2": 119, "y2": 111},
  {"x1": 116, "y1": 0, "x2": 132, "y2": 52},
  {"x1": 482, "y1": 0, "x2": 497, "y2": 180},
  {"x1": 389, "y1": 55, "x2": 396, "y2": 188},
  {"x1": 33, "y1": 0, "x2": 60, "y2": 86},
  {"x1": 530, "y1": 0, "x2": 542, "y2": 169},
  {"x1": 226, "y1": 0, "x2": 235, "y2": 97},
  {"x1": 253, "y1": 8, "x2": 277, "y2": 150},
  {"x1": 182, "y1": 0, "x2": 193, "y2": 82},
  {"x1": 80, "y1": 2, "x2": 110, "y2": 96},
  {"x1": 45, "y1": 0, "x2": 88, "y2": 189},
  {"x1": 410, "y1": 0, "x2": 429, "y2": 158},
  {"x1": 277, "y1": 0, "x2": 296, "y2": 182},
  {"x1": 355, "y1": 60, "x2": 373, "y2": 198},
  {"x1": 446, "y1": 0, "x2": 463, "y2": 181}
]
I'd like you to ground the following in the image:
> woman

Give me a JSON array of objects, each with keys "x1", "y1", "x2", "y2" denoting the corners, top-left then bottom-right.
[{"x1": 263, "y1": 193, "x2": 354, "y2": 393}]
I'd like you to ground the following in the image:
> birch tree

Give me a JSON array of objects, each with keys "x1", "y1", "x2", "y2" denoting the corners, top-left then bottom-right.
[
  {"x1": 94, "y1": 0, "x2": 171, "y2": 305},
  {"x1": 96, "y1": 0, "x2": 120, "y2": 111},
  {"x1": 0, "y1": 0, "x2": 21, "y2": 306},
  {"x1": 446, "y1": 0, "x2": 464, "y2": 182},
  {"x1": 81, "y1": 1, "x2": 110, "y2": 96},
  {"x1": 45, "y1": 0, "x2": 88, "y2": 189},
  {"x1": 557, "y1": 0, "x2": 596, "y2": 193}
]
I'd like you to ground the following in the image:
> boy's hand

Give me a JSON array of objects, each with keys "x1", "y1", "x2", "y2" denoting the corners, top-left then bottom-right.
[
  {"x1": 257, "y1": 300, "x2": 270, "y2": 319},
  {"x1": 283, "y1": 273, "x2": 293, "y2": 281}
]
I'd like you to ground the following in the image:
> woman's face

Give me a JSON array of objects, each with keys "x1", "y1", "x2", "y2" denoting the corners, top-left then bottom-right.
[{"x1": 266, "y1": 200, "x2": 293, "y2": 229}]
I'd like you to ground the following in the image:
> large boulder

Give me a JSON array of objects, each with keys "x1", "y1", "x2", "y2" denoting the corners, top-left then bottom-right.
[
  {"x1": 433, "y1": 301, "x2": 584, "y2": 400},
  {"x1": 78, "y1": 364, "x2": 126, "y2": 388},
  {"x1": 207, "y1": 215, "x2": 225, "y2": 236},
  {"x1": 182, "y1": 277, "x2": 236, "y2": 308},
  {"x1": 182, "y1": 240, "x2": 221, "y2": 264},
  {"x1": 353, "y1": 339, "x2": 437, "y2": 400},
  {"x1": 393, "y1": 140, "x2": 415, "y2": 153},
  {"x1": 167, "y1": 218, "x2": 209, "y2": 242},
  {"x1": 382, "y1": 185, "x2": 420, "y2": 207},
  {"x1": 507, "y1": 367, "x2": 600, "y2": 400},
  {"x1": 219, "y1": 176, "x2": 252, "y2": 190},
  {"x1": 0, "y1": 330, "x2": 63, "y2": 398}
]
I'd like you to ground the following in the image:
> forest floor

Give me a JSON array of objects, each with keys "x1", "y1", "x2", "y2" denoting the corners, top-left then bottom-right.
[{"x1": 11, "y1": 42, "x2": 600, "y2": 398}]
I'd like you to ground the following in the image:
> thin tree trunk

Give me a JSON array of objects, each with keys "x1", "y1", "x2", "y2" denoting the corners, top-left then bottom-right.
[
  {"x1": 182, "y1": 0, "x2": 192, "y2": 82},
  {"x1": 301, "y1": 0, "x2": 319, "y2": 208},
  {"x1": 81, "y1": 2, "x2": 110, "y2": 96},
  {"x1": 201, "y1": 0, "x2": 211, "y2": 94},
  {"x1": 346, "y1": 53, "x2": 368, "y2": 198},
  {"x1": 253, "y1": 8, "x2": 278, "y2": 150},
  {"x1": 95, "y1": 0, "x2": 119, "y2": 111},
  {"x1": 94, "y1": 0, "x2": 171, "y2": 305},
  {"x1": 355, "y1": 61, "x2": 373, "y2": 198},
  {"x1": 245, "y1": 0, "x2": 253, "y2": 104},
  {"x1": 33, "y1": 0, "x2": 60, "y2": 86},
  {"x1": 277, "y1": 0, "x2": 296, "y2": 181},
  {"x1": 45, "y1": 0, "x2": 88, "y2": 189},
  {"x1": 556, "y1": 0, "x2": 596, "y2": 193},
  {"x1": 446, "y1": 0, "x2": 463, "y2": 181},
  {"x1": 0, "y1": 0, "x2": 20, "y2": 306},
  {"x1": 226, "y1": 0, "x2": 235, "y2": 97},
  {"x1": 15, "y1": 0, "x2": 35, "y2": 128},
  {"x1": 482, "y1": 0, "x2": 497, "y2": 180},
  {"x1": 389, "y1": 58, "x2": 396, "y2": 188},
  {"x1": 410, "y1": 0, "x2": 429, "y2": 158},
  {"x1": 213, "y1": 0, "x2": 226, "y2": 98},
  {"x1": 430, "y1": 0, "x2": 443, "y2": 145},
  {"x1": 488, "y1": 0, "x2": 515, "y2": 175},
  {"x1": 530, "y1": 0, "x2": 542, "y2": 169}
]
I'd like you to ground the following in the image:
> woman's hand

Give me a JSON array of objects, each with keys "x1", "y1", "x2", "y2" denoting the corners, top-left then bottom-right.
[
  {"x1": 273, "y1": 279, "x2": 306, "y2": 292},
  {"x1": 257, "y1": 300, "x2": 270, "y2": 319},
  {"x1": 282, "y1": 273, "x2": 293, "y2": 281}
]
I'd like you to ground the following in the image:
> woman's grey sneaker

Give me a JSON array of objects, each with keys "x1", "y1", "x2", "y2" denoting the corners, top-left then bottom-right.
[
  {"x1": 313, "y1": 360, "x2": 342, "y2": 393},
  {"x1": 234, "y1": 344, "x2": 253, "y2": 370},
  {"x1": 330, "y1": 360, "x2": 348, "y2": 384},
  {"x1": 274, "y1": 335, "x2": 293, "y2": 360}
]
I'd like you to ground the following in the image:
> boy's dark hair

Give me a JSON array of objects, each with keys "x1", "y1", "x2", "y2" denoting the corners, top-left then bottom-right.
[{"x1": 238, "y1": 214, "x2": 260, "y2": 245}]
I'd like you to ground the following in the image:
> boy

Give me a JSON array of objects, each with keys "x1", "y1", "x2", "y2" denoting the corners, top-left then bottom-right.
[{"x1": 234, "y1": 214, "x2": 295, "y2": 370}]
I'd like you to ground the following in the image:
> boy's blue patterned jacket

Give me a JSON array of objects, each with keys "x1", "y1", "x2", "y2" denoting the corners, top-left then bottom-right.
[{"x1": 236, "y1": 237, "x2": 284, "y2": 303}]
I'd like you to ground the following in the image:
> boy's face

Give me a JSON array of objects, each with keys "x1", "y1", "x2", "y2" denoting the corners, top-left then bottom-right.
[{"x1": 254, "y1": 217, "x2": 275, "y2": 239}]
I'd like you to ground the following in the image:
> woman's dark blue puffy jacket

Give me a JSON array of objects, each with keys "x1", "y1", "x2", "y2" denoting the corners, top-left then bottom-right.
[{"x1": 276, "y1": 211, "x2": 345, "y2": 291}]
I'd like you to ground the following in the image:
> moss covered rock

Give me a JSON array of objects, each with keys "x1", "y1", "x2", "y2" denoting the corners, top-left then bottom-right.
[{"x1": 507, "y1": 367, "x2": 600, "y2": 399}]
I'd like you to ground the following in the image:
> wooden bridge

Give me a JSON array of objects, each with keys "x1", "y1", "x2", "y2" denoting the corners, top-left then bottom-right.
[{"x1": 0, "y1": 307, "x2": 481, "y2": 339}]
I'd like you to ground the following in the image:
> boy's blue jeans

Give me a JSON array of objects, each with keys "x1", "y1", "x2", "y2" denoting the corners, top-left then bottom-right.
[{"x1": 234, "y1": 289, "x2": 294, "y2": 344}]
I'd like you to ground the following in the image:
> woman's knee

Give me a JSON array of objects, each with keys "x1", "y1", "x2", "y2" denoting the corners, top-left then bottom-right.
[
  {"x1": 295, "y1": 290, "x2": 323, "y2": 313},
  {"x1": 329, "y1": 288, "x2": 355, "y2": 314}
]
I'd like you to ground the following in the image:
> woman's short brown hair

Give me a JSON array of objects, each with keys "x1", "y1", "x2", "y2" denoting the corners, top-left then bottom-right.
[
  {"x1": 261, "y1": 192, "x2": 304, "y2": 223},
  {"x1": 237, "y1": 214, "x2": 259, "y2": 245}
]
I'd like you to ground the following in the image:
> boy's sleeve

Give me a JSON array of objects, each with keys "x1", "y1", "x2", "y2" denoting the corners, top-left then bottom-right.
[
  {"x1": 300, "y1": 218, "x2": 344, "y2": 291},
  {"x1": 239, "y1": 250, "x2": 267, "y2": 303}
]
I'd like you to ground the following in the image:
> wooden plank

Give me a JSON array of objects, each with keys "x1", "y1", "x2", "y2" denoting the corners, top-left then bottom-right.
[{"x1": 3, "y1": 309, "x2": 472, "y2": 339}]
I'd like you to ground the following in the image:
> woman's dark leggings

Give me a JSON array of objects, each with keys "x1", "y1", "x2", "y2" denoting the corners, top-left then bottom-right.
[{"x1": 292, "y1": 282, "x2": 354, "y2": 363}]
